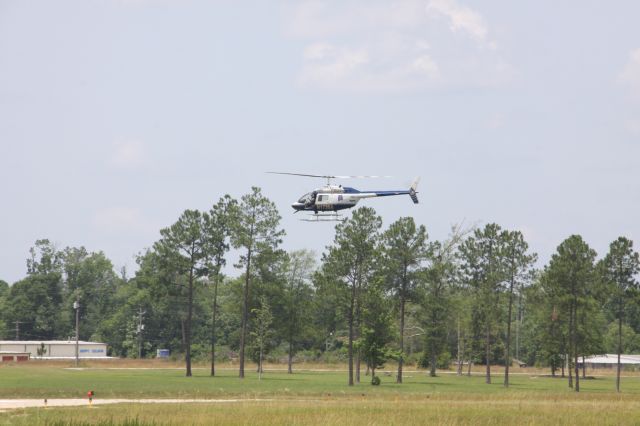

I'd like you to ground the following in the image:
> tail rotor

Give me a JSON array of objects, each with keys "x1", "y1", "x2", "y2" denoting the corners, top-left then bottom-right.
[{"x1": 409, "y1": 177, "x2": 420, "y2": 204}]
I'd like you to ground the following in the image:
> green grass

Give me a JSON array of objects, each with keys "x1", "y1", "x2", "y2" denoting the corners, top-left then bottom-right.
[
  {"x1": 2, "y1": 365, "x2": 640, "y2": 424},
  {"x1": 1, "y1": 364, "x2": 640, "y2": 398}
]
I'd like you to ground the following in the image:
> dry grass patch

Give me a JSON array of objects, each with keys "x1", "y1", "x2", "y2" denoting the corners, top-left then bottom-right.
[{"x1": 2, "y1": 394, "x2": 640, "y2": 425}]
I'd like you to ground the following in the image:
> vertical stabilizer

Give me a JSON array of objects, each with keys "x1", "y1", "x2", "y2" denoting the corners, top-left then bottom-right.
[{"x1": 409, "y1": 177, "x2": 420, "y2": 204}]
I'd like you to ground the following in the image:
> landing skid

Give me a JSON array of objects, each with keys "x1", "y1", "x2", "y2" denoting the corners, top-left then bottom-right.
[{"x1": 300, "y1": 212, "x2": 346, "y2": 222}]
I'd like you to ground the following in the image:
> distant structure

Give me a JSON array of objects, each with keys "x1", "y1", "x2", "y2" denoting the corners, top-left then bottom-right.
[
  {"x1": 579, "y1": 354, "x2": 640, "y2": 369},
  {"x1": 0, "y1": 340, "x2": 108, "y2": 359},
  {"x1": 0, "y1": 351, "x2": 30, "y2": 362}
]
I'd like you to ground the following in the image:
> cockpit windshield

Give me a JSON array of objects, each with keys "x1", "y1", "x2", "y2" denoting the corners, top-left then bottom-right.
[{"x1": 298, "y1": 192, "x2": 314, "y2": 204}]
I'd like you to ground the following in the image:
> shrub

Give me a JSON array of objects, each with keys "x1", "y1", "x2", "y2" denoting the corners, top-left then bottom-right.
[
  {"x1": 418, "y1": 351, "x2": 452, "y2": 370},
  {"x1": 371, "y1": 376, "x2": 381, "y2": 386}
]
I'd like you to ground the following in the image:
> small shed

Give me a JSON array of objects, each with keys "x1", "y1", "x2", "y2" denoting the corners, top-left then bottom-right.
[{"x1": 0, "y1": 351, "x2": 30, "y2": 362}]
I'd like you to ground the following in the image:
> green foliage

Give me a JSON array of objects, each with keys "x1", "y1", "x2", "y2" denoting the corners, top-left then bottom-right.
[
  {"x1": 251, "y1": 296, "x2": 274, "y2": 378},
  {"x1": 604, "y1": 322, "x2": 640, "y2": 353},
  {"x1": 230, "y1": 187, "x2": 285, "y2": 377},
  {"x1": 4, "y1": 202, "x2": 640, "y2": 396},
  {"x1": 419, "y1": 350, "x2": 452, "y2": 370},
  {"x1": 321, "y1": 207, "x2": 382, "y2": 385},
  {"x1": 357, "y1": 280, "x2": 396, "y2": 375}
]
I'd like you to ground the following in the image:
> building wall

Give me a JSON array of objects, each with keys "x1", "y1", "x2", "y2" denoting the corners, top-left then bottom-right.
[{"x1": 0, "y1": 342, "x2": 107, "y2": 358}]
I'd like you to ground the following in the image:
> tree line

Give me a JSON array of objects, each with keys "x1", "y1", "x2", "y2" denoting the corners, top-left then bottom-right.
[{"x1": 1, "y1": 187, "x2": 638, "y2": 392}]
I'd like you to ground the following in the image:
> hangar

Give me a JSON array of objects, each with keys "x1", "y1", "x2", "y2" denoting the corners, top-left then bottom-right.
[
  {"x1": 0, "y1": 340, "x2": 108, "y2": 359},
  {"x1": 579, "y1": 354, "x2": 640, "y2": 369}
]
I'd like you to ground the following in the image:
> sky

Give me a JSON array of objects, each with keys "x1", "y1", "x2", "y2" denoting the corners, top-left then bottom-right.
[{"x1": 1, "y1": 0, "x2": 639, "y2": 284}]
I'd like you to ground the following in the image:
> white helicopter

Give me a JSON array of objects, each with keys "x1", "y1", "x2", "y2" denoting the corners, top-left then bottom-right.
[{"x1": 268, "y1": 172, "x2": 420, "y2": 221}]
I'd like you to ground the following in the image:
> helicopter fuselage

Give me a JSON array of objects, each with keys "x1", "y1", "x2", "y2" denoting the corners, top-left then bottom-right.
[{"x1": 291, "y1": 184, "x2": 417, "y2": 213}]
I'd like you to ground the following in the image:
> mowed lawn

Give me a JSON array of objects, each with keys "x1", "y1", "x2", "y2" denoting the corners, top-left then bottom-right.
[{"x1": 2, "y1": 363, "x2": 640, "y2": 424}]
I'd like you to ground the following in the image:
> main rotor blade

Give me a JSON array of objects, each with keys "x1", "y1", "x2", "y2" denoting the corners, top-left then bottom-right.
[
  {"x1": 267, "y1": 172, "x2": 392, "y2": 179},
  {"x1": 266, "y1": 172, "x2": 335, "y2": 179},
  {"x1": 332, "y1": 175, "x2": 393, "y2": 179}
]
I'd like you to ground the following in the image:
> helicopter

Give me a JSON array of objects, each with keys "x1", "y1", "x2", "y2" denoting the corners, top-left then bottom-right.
[{"x1": 267, "y1": 172, "x2": 420, "y2": 221}]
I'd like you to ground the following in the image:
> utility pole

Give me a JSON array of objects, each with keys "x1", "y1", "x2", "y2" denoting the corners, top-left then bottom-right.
[
  {"x1": 74, "y1": 300, "x2": 80, "y2": 367},
  {"x1": 137, "y1": 307, "x2": 145, "y2": 359},
  {"x1": 14, "y1": 321, "x2": 23, "y2": 340}
]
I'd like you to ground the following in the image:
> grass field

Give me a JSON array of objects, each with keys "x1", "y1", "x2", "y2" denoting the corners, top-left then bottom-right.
[{"x1": 2, "y1": 361, "x2": 640, "y2": 425}]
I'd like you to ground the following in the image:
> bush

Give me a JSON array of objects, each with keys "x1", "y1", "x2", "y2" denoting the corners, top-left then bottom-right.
[
  {"x1": 418, "y1": 351, "x2": 452, "y2": 370},
  {"x1": 371, "y1": 375, "x2": 381, "y2": 386}
]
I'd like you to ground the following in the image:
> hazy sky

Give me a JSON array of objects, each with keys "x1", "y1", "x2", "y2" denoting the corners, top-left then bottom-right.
[{"x1": 1, "y1": 0, "x2": 639, "y2": 284}]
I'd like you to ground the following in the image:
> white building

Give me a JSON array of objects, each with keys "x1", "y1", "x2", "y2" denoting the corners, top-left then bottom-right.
[
  {"x1": 579, "y1": 354, "x2": 640, "y2": 369},
  {"x1": 0, "y1": 340, "x2": 108, "y2": 359}
]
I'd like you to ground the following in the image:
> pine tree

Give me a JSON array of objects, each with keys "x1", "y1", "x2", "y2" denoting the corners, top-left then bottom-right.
[{"x1": 230, "y1": 187, "x2": 284, "y2": 379}]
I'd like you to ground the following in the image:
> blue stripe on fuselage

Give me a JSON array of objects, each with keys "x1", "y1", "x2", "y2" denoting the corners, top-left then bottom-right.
[{"x1": 371, "y1": 190, "x2": 411, "y2": 197}]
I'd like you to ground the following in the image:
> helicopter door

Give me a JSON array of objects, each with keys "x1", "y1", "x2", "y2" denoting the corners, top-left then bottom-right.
[{"x1": 316, "y1": 194, "x2": 333, "y2": 210}]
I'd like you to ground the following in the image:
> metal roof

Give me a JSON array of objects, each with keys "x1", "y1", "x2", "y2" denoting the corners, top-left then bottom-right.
[
  {"x1": 0, "y1": 340, "x2": 105, "y2": 345},
  {"x1": 582, "y1": 354, "x2": 640, "y2": 364}
]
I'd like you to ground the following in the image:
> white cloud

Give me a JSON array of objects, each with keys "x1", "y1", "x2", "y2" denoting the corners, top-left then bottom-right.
[
  {"x1": 300, "y1": 43, "x2": 369, "y2": 84},
  {"x1": 426, "y1": 0, "x2": 490, "y2": 46},
  {"x1": 298, "y1": 40, "x2": 440, "y2": 91},
  {"x1": 619, "y1": 48, "x2": 640, "y2": 99},
  {"x1": 286, "y1": 0, "x2": 506, "y2": 92},
  {"x1": 110, "y1": 139, "x2": 147, "y2": 168}
]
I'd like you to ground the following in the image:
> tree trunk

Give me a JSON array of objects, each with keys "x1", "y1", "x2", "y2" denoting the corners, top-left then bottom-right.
[
  {"x1": 574, "y1": 296, "x2": 579, "y2": 392},
  {"x1": 574, "y1": 351, "x2": 580, "y2": 392},
  {"x1": 568, "y1": 303, "x2": 573, "y2": 388},
  {"x1": 210, "y1": 274, "x2": 219, "y2": 377},
  {"x1": 430, "y1": 349, "x2": 437, "y2": 377},
  {"x1": 287, "y1": 264, "x2": 297, "y2": 376},
  {"x1": 397, "y1": 296, "x2": 405, "y2": 383},
  {"x1": 573, "y1": 296, "x2": 580, "y2": 392},
  {"x1": 504, "y1": 277, "x2": 514, "y2": 388},
  {"x1": 456, "y1": 318, "x2": 462, "y2": 376},
  {"x1": 259, "y1": 346, "x2": 263, "y2": 380},
  {"x1": 458, "y1": 337, "x2": 465, "y2": 376},
  {"x1": 355, "y1": 290, "x2": 361, "y2": 384},
  {"x1": 467, "y1": 357, "x2": 472, "y2": 377},
  {"x1": 348, "y1": 282, "x2": 355, "y2": 386},
  {"x1": 239, "y1": 247, "x2": 252, "y2": 379},
  {"x1": 485, "y1": 322, "x2": 491, "y2": 384},
  {"x1": 185, "y1": 265, "x2": 194, "y2": 377},
  {"x1": 617, "y1": 314, "x2": 622, "y2": 392}
]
